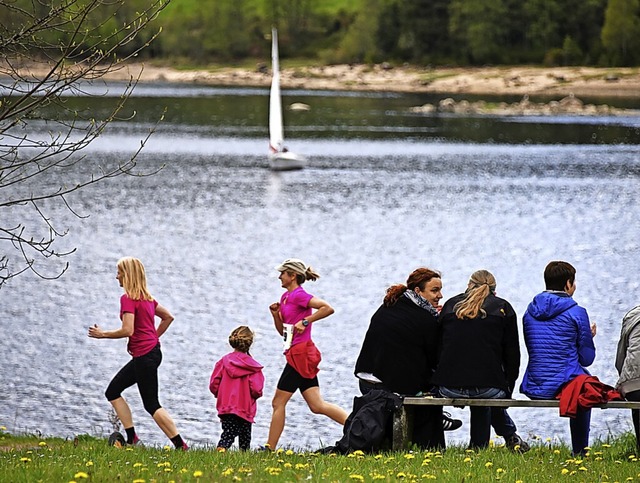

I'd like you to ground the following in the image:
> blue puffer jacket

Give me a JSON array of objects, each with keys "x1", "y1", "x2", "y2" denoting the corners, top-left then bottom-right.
[{"x1": 520, "y1": 291, "x2": 595, "y2": 399}]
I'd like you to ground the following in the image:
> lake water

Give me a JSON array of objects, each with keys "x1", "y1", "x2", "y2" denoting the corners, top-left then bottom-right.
[{"x1": 2, "y1": 83, "x2": 640, "y2": 450}]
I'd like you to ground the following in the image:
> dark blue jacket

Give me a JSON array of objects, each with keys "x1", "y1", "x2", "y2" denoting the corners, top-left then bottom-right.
[{"x1": 520, "y1": 292, "x2": 595, "y2": 399}]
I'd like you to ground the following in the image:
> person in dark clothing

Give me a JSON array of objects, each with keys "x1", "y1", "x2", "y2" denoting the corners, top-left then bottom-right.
[
  {"x1": 354, "y1": 267, "x2": 460, "y2": 450},
  {"x1": 431, "y1": 269, "x2": 528, "y2": 452}
]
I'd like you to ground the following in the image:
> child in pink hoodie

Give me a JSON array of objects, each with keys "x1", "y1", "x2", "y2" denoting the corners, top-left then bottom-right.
[{"x1": 209, "y1": 326, "x2": 265, "y2": 450}]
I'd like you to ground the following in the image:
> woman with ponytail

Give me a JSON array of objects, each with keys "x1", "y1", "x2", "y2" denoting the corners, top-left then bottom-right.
[
  {"x1": 264, "y1": 258, "x2": 348, "y2": 450},
  {"x1": 432, "y1": 269, "x2": 528, "y2": 451},
  {"x1": 354, "y1": 267, "x2": 460, "y2": 450}
]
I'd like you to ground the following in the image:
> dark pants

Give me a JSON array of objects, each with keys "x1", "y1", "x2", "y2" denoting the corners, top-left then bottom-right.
[
  {"x1": 359, "y1": 380, "x2": 445, "y2": 450},
  {"x1": 105, "y1": 344, "x2": 163, "y2": 416},
  {"x1": 218, "y1": 414, "x2": 252, "y2": 450},
  {"x1": 569, "y1": 408, "x2": 591, "y2": 455},
  {"x1": 625, "y1": 389, "x2": 640, "y2": 450},
  {"x1": 438, "y1": 386, "x2": 517, "y2": 449}
]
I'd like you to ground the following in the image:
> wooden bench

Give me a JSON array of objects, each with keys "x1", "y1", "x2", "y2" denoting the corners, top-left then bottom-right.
[{"x1": 392, "y1": 397, "x2": 640, "y2": 450}]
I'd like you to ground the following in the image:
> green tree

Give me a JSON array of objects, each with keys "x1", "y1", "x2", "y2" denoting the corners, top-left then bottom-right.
[
  {"x1": 0, "y1": 0, "x2": 168, "y2": 287},
  {"x1": 449, "y1": 0, "x2": 509, "y2": 64},
  {"x1": 601, "y1": 0, "x2": 640, "y2": 65},
  {"x1": 397, "y1": 0, "x2": 452, "y2": 63}
]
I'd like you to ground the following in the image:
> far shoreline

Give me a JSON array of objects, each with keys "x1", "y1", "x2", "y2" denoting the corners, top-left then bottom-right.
[{"x1": 103, "y1": 62, "x2": 640, "y2": 100}]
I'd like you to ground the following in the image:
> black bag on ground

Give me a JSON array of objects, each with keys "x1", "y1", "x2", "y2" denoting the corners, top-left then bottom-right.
[{"x1": 334, "y1": 389, "x2": 403, "y2": 453}]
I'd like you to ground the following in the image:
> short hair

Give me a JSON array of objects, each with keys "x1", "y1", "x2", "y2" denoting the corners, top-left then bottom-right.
[
  {"x1": 544, "y1": 261, "x2": 576, "y2": 291},
  {"x1": 229, "y1": 326, "x2": 254, "y2": 353}
]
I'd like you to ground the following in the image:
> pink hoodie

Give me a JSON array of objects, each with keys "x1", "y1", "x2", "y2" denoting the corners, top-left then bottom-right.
[{"x1": 209, "y1": 351, "x2": 264, "y2": 423}]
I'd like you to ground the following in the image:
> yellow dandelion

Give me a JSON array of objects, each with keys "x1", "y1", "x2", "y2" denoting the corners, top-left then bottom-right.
[
  {"x1": 285, "y1": 449, "x2": 294, "y2": 455},
  {"x1": 295, "y1": 463, "x2": 309, "y2": 470},
  {"x1": 496, "y1": 468, "x2": 505, "y2": 474},
  {"x1": 0, "y1": 426, "x2": 6, "y2": 431},
  {"x1": 133, "y1": 462, "x2": 143, "y2": 468},
  {"x1": 372, "y1": 474, "x2": 385, "y2": 480},
  {"x1": 516, "y1": 480, "x2": 524, "y2": 483},
  {"x1": 349, "y1": 475, "x2": 364, "y2": 481},
  {"x1": 404, "y1": 453, "x2": 415, "y2": 459},
  {"x1": 464, "y1": 457, "x2": 472, "y2": 463},
  {"x1": 132, "y1": 480, "x2": 145, "y2": 483},
  {"x1": 374, "y1": 454, "x2": 383, "y2": 459},
  {"x1": 554, "y1": 449, "x2": 561, "y2": 454},
  {"x1": 396, "y1": 472, "x2": 406, "y2": 478},
  {"x1": 283, "y1": 462, "x2": 292, "y2": 468},
  {"x1": 630, "y1": 455, "x2": 638, "y2": 460},
  {"x1": 222, "y1": 468, "x2": 234, "y2": 476},
  {"x1": 353, "y1": 450, "x2": 365, "y2": 456},
  {"x1": 276, "y1": 448, "x2": 284, "y2": 454},
  {"x1": 602, "y1": 443, "x2": 612, "y2": 448},
  {"x1": 125, "y1": 447, "x2": 134, "y2": 452},
  {"x1": 561, "y1": 468, "x2": 569, "y2": 475},
  {"x1": 546, "y1": 437, "x2": 552, "y2": 442},
  {"x1": 163, "y1": 445, "x2": 172, "y2": 451},
  {"x1": 422, "y1": 475, "x2": 437, "y2": 480},
  {"x1": 578, "y1": 467, "x2": 587, "y2": 472},
  {"x1": 193, "y1": 470, "x2": 203, "y2": 477},
  {"x1": 20, "y1": 457, "x2": 31, "y2": 463},
  {"x1": 39, "y1": 441, "x2": 47, "y2": 447},
  {"x1": 164, "y1": 468, "x2": 172, "y2": 473},
  {"x1": 627, "y1": 478, "x2": 634, "y2": 481},
  {"x1": 422, "y1": 458, "x2": 431, "y2": 466},
  {"x1": 85, "y1": 461, "x2": 93, "y2": 467},
  {"x1": 73, "y1": 472, "x2": 89, "y2": 479},
  {"x1": 485, "y1": 462, "x2": 493, "y2": 468},
  {"x1": 435, "y1": 453, "x2": 443, "y2": 459}
]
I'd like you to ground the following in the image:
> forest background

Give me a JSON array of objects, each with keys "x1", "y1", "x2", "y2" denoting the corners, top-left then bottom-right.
[{"x1": 2, "y1": 0, "x2": 639, "y2": 69}]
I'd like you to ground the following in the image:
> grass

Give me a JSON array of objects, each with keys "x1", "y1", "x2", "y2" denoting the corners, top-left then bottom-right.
[{"x1": 3, "y1": 426, "x2": 640, "y2": 482}]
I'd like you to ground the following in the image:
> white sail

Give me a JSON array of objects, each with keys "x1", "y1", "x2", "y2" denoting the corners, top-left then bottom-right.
[
  {"x1": 269, "y1": 28, "x2": 284, "y2": 154},
  {"x1": 268, "y1": 28, "x2": 306, "y2": 170}
]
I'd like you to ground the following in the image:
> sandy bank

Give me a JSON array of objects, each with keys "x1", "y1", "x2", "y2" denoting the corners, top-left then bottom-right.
[{"x1": 106, "y1": 63, "x2": 640, "y2": 99}]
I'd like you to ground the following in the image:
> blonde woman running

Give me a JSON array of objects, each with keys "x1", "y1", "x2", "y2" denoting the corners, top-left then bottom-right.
[{"x1": 88, "y1": 257, "x2": 188, "y2": 450}]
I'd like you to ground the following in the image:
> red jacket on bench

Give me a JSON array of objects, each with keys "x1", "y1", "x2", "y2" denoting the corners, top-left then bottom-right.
[{"x1": 556, "y1": 374, "x2": 623, "y2": 418}]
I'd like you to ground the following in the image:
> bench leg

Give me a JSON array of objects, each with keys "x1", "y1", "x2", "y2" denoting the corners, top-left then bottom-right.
[{"x1": 392, "y1": 406, "x2": 414, "y2": 451}]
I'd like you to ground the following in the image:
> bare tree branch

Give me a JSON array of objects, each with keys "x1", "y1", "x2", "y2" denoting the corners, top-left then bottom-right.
[{"x1": 0, "y1": 0, "x2": 170, "y2": 288}]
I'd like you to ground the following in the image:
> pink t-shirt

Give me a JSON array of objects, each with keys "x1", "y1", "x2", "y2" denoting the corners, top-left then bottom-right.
[
  {"x1": 279, "y1": 286, "x2": 313, "y2": 346},
  {"x1": 120, "y1": 294, "x2": 159, "y2": 357}
]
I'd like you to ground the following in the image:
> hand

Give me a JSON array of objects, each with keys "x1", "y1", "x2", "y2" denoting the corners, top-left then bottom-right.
[
  {"x1": 590, "y1": 322, "x2": 597, "y2": 337},
  {"x1": 269, "y1": 302, "x2": 280, "y2": 313},
  {"x1": 88, "y1": 324, "x2": 104, "y2": 339},
  {"x1": 294, "y1": 321, "x2": 306, "y2": 334}
]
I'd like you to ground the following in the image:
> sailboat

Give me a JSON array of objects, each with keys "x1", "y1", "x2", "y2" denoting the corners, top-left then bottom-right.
[{"x1": 268, "y1": 28, "x2": 306, "y2": 171}]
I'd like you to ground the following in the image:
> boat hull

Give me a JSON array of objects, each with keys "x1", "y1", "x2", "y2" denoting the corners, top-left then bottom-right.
[{"x1": 269, "y1": 151, "x2": 307, "y2": 171}]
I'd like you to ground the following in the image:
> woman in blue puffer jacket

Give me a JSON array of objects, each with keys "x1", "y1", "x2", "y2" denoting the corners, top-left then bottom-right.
[{"x1": 520, "y1": 260, "x2": 596, "y2": 455}]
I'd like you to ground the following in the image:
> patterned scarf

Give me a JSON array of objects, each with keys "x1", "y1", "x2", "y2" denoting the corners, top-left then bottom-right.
[{"x1": 404, "y1": 290, "x2": 439, "y2": 317}]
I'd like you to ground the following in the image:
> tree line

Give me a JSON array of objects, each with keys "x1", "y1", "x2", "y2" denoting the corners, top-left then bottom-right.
[{"x1": 1, "y1": 0, "x2": 639, "y2": 67}]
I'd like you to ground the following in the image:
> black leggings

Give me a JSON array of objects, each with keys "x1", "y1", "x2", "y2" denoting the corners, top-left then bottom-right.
[
  {"x1": 105, "y1": 344, "x2": 163, "y2": 416},
  {"x1": 218, "y1": 414, "x2": 252, "y2": 450}
]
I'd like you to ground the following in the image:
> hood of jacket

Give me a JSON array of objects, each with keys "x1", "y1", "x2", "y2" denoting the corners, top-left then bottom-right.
[
  {"x1": 222, "y1": 352, "x2": 264, "y2": 379},
  {"x1": 526, "y1": 291, "x2": 577, "y2": 321}
]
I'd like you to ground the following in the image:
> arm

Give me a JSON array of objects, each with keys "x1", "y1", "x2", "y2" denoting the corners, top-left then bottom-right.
[
  {"x1": 293, "y1": 296, "x2": 335, "y2": 334},
  {"x1": 502, "y1": 307, "x2": 521, "y2": 394},
  {"x1": 209, "y1": 360, "x2": 223, "y2": 397},
  {"x1": 576, "y1": 308, "x2": 596, "y2": 367},
  {"x1": 155, "y1": 303, "x2": 174, "y2": 338},
  {"x1": 269, "y1": 302, "x2": 284, "y2": 336},
  {"x1": 249, "y1": 370, "x2": 265, "y2": 400},
  {"x1": 88, "y1": 312, "x2": 134, "y2": 339}
]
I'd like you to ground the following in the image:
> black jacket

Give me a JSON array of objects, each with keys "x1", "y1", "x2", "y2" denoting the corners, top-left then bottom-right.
[
  {"x1": 431, "y1": 293, "x2": 520, "y2": 393},
  {"x1": 354, "y1": 295, "x2": 438, "y2": 395}
]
